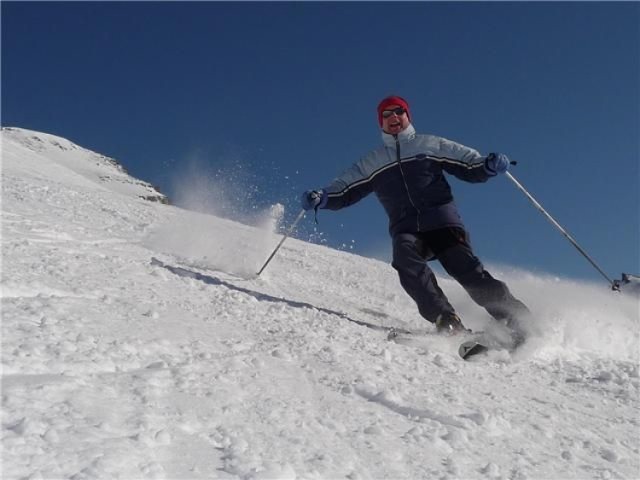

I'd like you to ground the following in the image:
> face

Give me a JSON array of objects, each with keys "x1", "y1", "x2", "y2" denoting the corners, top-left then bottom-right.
[{"x1": 381, "y1": 105, "x2": 410, "y2": 134}]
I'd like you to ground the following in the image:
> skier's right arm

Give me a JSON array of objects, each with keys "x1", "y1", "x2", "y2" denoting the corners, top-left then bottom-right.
[{"x1": 316, "y1": 158, "x2": 374, "y2": 211}]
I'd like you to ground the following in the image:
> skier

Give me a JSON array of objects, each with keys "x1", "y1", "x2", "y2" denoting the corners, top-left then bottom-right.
[{"x1": 301, "y1": 95, "x2": 530, "y2": 340}]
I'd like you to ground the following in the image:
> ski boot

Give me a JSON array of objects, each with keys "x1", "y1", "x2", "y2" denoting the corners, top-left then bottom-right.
[{"x1": 435, "y1": 313, "x2": 469, "y2": 335}]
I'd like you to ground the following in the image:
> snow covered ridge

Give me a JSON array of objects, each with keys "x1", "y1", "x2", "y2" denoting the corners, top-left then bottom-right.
[
  {"x1": 1, "y1": 127, "x2": 168, "y2": 204},
  {"x1": 1, "y1": 126, "x2": 639, "y2": 479}
]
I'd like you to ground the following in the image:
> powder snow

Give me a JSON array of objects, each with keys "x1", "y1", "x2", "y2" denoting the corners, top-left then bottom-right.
[{"x1": 1, "y1": 127, "x2": 638, "y2": 480}]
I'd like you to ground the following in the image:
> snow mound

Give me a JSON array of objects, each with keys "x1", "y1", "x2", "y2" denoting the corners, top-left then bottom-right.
[{"x1": 2, "y1": 127, "x2": 167, "y2": 203}]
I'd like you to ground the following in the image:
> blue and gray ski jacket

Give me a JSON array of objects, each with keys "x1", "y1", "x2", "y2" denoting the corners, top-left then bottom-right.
[{"x1": 320, "y1": 124, "x2": 494, "y2": 236}]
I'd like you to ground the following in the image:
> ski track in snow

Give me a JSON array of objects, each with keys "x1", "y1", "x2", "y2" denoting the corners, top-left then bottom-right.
[{"x1": 2, "y1": 127, "x2": 639, "y2": 480}]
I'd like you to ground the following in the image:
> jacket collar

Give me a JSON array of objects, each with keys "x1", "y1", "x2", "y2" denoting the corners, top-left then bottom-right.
[{"x1": 381, "y1": 123, "x2": 416, "y2": 148}]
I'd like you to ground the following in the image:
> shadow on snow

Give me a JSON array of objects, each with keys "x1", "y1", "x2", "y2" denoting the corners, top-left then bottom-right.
[{"x1": 150, "y1": 257, "x2": 402, "y2": 334}]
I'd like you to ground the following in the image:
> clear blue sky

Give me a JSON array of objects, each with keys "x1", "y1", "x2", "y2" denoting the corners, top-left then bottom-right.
[{"x1": 2, "y1": 2, "x2": 639, "y2": 285}]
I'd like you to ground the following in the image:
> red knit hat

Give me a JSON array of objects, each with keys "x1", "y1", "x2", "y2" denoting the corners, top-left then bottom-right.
[{"x1": 377, "y1": 95, "x2": 411, "y2": 127}]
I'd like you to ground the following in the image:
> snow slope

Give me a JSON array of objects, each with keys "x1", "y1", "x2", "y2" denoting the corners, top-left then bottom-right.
[{"x1": 2, "y1": 127, "x2": 638, "y2": 480}]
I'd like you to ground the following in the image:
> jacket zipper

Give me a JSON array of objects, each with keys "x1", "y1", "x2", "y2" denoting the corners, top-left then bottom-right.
[{"x1": 394, "y1": 135, "x2": 421, "y2": 231}]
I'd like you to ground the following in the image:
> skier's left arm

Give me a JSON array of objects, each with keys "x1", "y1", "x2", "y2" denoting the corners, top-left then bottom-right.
[{"x1": 434, "y1": 137, "x2": 511, "y2": 183}]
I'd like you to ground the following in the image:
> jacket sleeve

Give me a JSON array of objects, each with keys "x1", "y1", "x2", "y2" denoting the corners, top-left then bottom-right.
[
  {"x1": 322, "y1": 156, "x2": 375, "y2": 210},
  {"x1": 431, "y1": 137, "x2": 491, "y2": 183}
]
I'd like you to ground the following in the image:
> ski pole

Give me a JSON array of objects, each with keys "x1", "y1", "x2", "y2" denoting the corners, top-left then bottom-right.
[
  {"x1": 505, "y1": 171, "x2": 618, "y2": 290},
  {"x1": 256, "y1": 209, "x2": 306, "y2": 277}
]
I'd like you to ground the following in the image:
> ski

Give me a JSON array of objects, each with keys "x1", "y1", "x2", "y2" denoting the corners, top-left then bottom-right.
[
  {"x1": 388, "y1": 327, "x2": 487, "y2": 356},
  {"x1": 386, "y1": 325, "x2": 524, "y2": 361},
  {"x1": 458, "y1": 340, "x2": 490, "y2": 359},
  {"x1": 459, "y1": 333, "x2": 526, "y2": 360},
  {"x1": 386, "y1": 327, "x2": 415, "y2": 340}
]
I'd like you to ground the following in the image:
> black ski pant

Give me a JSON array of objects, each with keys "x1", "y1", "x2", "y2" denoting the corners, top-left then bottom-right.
[{"x1": 391, "y1": 227, "x2": 529, "y2": 324}]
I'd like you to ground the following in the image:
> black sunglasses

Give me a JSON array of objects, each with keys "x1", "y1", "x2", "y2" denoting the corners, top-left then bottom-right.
[{"x1": 382, "y1": 107, "x2": 407, "y2": 118}]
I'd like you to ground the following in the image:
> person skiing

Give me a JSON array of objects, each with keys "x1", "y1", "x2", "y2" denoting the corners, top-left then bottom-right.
[{"x1": 301, "y1": 95, "x2": 529, "y2": 340}]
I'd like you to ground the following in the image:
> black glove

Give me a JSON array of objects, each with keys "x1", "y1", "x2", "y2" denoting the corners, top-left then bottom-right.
[
  {"x1": 484, "y1": 153, "x2": 511, "y2": 176},
  {"x1": 301, "y1": 190, "x2": 326, "y2": 211}
]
